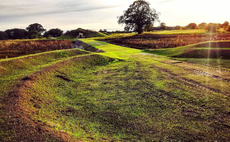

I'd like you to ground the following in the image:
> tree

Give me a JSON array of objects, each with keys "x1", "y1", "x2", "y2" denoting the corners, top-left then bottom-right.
[
  {"x1": 227, "y1": 26, "x2": 230, "y2": 32},
  {"x1": 5, "y1": 28, "x2": 27, "y2": 39},
  {"x1": 144, "y1": 23, "x2": 154, "y2": 32},
  {"x1": 185, "y1": 23, "x2": 197, "y2": 29},
  {"x1": 44, "y1": 28, "x2": 63, "y2": 38},
  {"x1": 197, "y1": 22, "x2": 207, "y2": 29},
  {"x1": 118, "y1": 0, "x2": 159, "y2": 34},
  {"x1": 205, "y1": 23, "x2": 220, "y2": 33},
  {"x1": 221, "y1": 21, "x2": 229, "y2": 30},
  {"x1": 26, "y1": 23, "x2": 46, "y2": 39},
  {"x1": 175, "y1": 25, "x2": 182, "y2": 30},
  {"x1": 27, "y1": 30, "x2": 40, "y2": 39},
  {"x1": 160, "y1": 22, "x2": 167, "y2": 30},
  {"x1": 26, "y1": 23, "x2": 46, "y2": 34},
  {"x1": 99, "y1": 29, "x2": 108, "y2": 34},
  {"x1": 0, "y1": 31, "x2": 8, "y2": 40}
]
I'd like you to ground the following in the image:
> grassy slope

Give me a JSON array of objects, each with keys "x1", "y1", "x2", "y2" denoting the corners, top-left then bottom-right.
[
  {"x1": 146, "y1": 41, "x2": 230, "y2": 70},
  {"x1": 1, "y1": 38, "x2": 230, "y2": 141},
  {"x1": 0, "y1": 49, "x2": 89, "y2": 96},
  {"x1": 79, "y1": 39, "x2": 141, "y2": 59},
  {"x1": 0, "y1": 54, "x2": 116, "y2": 142},
  {"x1": 0, "y1": 49, "x2": 92, "y2": 141}
]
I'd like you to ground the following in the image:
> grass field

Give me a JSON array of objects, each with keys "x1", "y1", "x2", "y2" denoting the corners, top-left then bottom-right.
[
  {"x1": 1, "y1": 36, "x2": 230, "y2": 141},
  {"x1": 101, "y1": 33, "x2": 230, "y2": 50}
]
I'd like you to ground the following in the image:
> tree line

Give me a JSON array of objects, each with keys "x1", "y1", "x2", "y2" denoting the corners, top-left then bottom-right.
[
  {"x1": 0, "y1": 23, "x2": 63, "y2": 40},
  {"x1": 158, "y1": 21, "x2": 230, "y2": 32}
]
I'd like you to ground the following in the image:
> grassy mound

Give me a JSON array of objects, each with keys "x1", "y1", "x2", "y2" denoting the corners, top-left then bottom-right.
[
  {"x1": 0, "y1": 54, "x2": 115, "y2": 141},
  {"x1": 0, "y1": 49, "x2": 89, "y2": 95},
  {"x1": 193, "y1": 41, "x2": 230, "y2": 48},
  {"x1": 177, "y1": 48, "x2": 230, "y2": 59},
  {"x1": 146, "y1": 41, "x2": 230, "y2": 59},
  {"x1": 176, "y1": 41, "x2": 230, "y2": 59},
  {"x1": 145, "y1": 41, "x2": 230, "y2": 69},
  {"x1": 64, "y1": 28, "x2": 106, "y2": 39}
]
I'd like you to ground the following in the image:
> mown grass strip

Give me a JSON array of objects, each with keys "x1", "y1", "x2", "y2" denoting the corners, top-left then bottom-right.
[{"x1": 80, "y1": 39, "x2": 142, "y2": 60}]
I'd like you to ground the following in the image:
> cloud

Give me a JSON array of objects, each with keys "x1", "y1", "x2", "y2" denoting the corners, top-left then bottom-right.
[
  {"x1": 0, "y1": 5, "x2": 121, "y2": 18},
  {"x1": 0, "y1": 0, "x2": 121, "y2": 18}
]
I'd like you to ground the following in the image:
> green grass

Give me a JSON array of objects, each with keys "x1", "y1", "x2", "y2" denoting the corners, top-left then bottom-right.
[
  {"x1": 80, "y1": 39, "x2": 142, "y2": 59},
  {"x1": 177, "y1": 58, "x2": 230, "y2": 69},
  {"x1": 0, "y1": 49, "x2": 89, "y2": 95},
  {"x1": 1, "y1": 39, "x2": 230, "y2": 141},
  {"x1": 17, "y1": 46, "x2": 230, "y2": 141},
  {"x1": 144, "y1": 45, "x2": 190, "y2": 57},
  {"x1": 145, "y1": 41, "x2": 230, "y2": 69}
]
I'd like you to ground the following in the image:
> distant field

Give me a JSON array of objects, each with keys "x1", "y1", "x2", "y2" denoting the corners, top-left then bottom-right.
[{"x1": 102, "y1": 33, "x2": 230, "y2": 49}]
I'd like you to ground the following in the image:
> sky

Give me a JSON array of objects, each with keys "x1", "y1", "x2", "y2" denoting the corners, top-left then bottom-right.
[{"x1": 0, "y1": 0, "x2": 229, "y2": 32}]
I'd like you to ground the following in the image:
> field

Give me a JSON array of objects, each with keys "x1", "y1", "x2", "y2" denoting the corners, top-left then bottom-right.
[
  {"x1": 102, "y1": 32, "x2": 230, "y2": 69},
  {"x1": 1, "y1": 32, "x2": 230, "y2": 141},
  {"x1": 145, "y1": 41, "x2": 230, "y2": 69},
  {"x1": 103, "y1": 33, "x2": 230, "y2": 49},
  {"x1": 0, "y1": 40, "x2": 73, "y2": 59}
]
